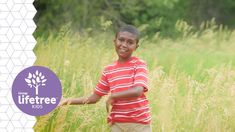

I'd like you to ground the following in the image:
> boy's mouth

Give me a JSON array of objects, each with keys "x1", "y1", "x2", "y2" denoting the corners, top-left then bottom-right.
[
  {"x1": 119, "y1": 48, "x2": 128, "y2": 53},
  {"x1": 119, "y1": 50, "x2": 128, "y2": 56}
]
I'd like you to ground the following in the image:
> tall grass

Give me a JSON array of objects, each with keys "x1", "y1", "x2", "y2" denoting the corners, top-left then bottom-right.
[{"x1": 34, "y1": 22, "x2": 235, "y2": 132}]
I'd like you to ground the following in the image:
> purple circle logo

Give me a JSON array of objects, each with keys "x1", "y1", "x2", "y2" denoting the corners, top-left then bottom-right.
[{"x1": 12, "y1": 66, "x2": 62, "y2": 116}]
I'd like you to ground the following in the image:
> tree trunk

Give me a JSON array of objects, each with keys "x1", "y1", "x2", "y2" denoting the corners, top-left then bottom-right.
[{"x1": 35, "y1": 86, "x2": 39, "y2": 95}]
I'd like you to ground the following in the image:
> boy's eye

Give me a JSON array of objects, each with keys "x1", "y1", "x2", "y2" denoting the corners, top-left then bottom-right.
[
  {"x1": 127, "y1": 41, "x2": 134, "y2": 45},
  {"x1": 118, "y1": 38, "x2": 125, "y2": 42},
  {"x1": 117, "y1": 37, "x2": 136, "y2": 46}
]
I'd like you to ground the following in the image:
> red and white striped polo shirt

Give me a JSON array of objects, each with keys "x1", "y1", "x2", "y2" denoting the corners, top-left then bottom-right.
[{"x1": 94, "y1": 56, "x2": 151, "y2": 124}]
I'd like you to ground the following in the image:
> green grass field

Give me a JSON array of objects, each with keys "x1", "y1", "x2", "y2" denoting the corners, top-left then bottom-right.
[{"x1": 33, "y1": 25, "x2": 235, "y2": 132}]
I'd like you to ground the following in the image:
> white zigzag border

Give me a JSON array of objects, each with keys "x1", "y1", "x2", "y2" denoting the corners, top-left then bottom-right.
[{"x1": 0, "y1": 0, "x2": 37, "y2": 131}]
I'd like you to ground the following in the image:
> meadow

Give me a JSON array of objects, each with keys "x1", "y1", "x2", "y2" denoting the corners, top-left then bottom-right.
[{"x1": 34, "y1": 22, "x2": 235, "y2": 132}]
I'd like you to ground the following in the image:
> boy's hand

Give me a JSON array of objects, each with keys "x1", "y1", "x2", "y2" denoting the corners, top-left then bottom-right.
[
  {"x1": 58, "y1": 97, "x2": 70, "y2": 107},
  {"x1": 106, "y1": 96, "x2": 114, "y2": 113}
]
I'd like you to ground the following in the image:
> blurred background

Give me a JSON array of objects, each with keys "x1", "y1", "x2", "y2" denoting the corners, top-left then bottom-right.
[
  {"x1": 34, "y1": 0, "x2": 235, "y2": 38},
  {"x1": 33, "y1": 0, "x2": 235, "y2": 132}
]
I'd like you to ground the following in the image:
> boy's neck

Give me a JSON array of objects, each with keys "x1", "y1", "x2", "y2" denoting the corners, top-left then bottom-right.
[{"x1": 118, "y1": 56, "x2": 133, "y2": 63}]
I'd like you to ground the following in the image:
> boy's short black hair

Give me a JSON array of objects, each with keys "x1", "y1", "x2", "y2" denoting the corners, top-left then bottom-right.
[{"x1": 116, "y1": 24, "x2": 140, "y2": 43}]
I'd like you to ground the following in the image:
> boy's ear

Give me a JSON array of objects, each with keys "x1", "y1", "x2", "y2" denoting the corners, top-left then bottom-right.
[{"x1": 136, "y1": 44, "x2": 139, "y2": 49}]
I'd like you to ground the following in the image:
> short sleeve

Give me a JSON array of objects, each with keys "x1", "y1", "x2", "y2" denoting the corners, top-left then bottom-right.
[
  {"x1": 94, "y1": 70, "x2": 110, "y2": 96},
  {"x1": 133, "y1": 62, "x2": 148, "y2": 92}
]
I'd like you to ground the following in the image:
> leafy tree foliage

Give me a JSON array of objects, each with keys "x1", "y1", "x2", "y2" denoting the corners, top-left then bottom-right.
[{"x1": 34, "y1": 0, "x2": 235, "y2": 38}]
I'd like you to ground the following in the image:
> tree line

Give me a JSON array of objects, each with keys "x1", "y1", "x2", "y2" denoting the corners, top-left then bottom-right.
[{"x1": 34, "y1": 0, "x2": 235, "y2": 38}]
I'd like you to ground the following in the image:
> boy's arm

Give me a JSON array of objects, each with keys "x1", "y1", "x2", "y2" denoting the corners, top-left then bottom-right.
[
  {"x1": 106, "y1": 86, "x2": 144, "y2": 113},
  {"x1": 110, "y1": 86, "x2": 144, "y2": 100},
  {"x1": 59, "y1": 93, "x2": 101, "y2": 106}
]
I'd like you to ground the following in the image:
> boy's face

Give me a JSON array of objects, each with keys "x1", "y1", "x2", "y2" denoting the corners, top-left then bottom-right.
[{"x1": 114, "y1": 31, "x2": 139, "y2": 61}]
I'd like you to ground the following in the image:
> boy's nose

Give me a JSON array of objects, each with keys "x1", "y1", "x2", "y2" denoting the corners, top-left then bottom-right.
[{"x1": 121, "y1": 41, "x2": 128, "y2": 47}]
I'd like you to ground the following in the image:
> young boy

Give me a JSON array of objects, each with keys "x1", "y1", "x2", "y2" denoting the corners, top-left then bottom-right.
[{"x1": 59, "y1": 25, "x2": 152, "y2": 132}]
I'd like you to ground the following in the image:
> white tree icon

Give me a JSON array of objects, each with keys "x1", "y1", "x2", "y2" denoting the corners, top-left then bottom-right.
[{"x1": 25, "y1": 70, "x2": 47, "y2": 95}]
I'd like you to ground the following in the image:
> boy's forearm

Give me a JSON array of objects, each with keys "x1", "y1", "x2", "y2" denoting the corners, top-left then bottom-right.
[
  {"x1": 67, "y1": 97, "x2": 86, "y2": 105},
  {"x1": 111, "y1": 86, "x2": 144, "y2": 100},
  {"x1": 67, "y1": 93, "x2": 101, "y2": 105}
]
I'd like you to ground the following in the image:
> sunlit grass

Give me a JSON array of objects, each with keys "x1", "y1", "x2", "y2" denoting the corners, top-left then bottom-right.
[{"x1": 34, "y1": 24, "x2": 235, "y2": 132}]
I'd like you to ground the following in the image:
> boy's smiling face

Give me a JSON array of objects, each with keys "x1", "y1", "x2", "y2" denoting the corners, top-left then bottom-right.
[{"x1": 114, "y1": 31, "x2": 139, "y2": 62}]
